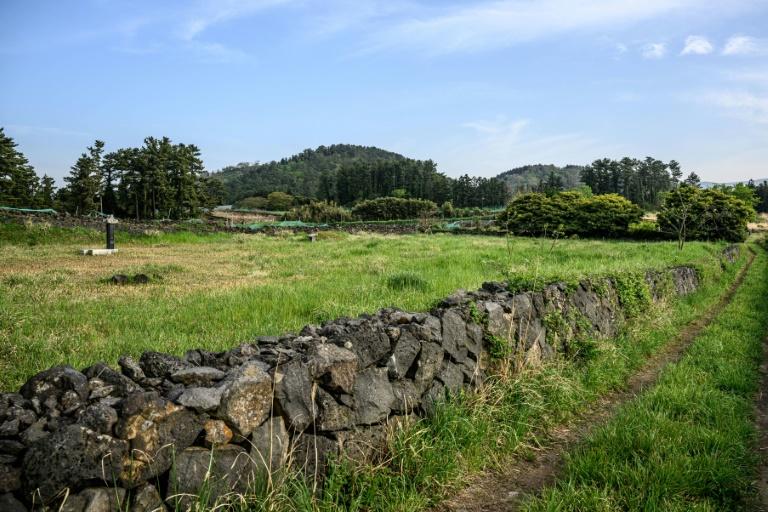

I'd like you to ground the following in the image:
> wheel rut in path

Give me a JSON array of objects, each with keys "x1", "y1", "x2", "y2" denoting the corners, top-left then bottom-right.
[
  {"x1": 437, "y1": 251, "x2": 756, "y2": 512},
  {"x1": 753, "y1": 334, "x2": 768, "y2": 511}
]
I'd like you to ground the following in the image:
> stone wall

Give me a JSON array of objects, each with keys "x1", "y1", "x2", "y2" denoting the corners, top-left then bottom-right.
[{"x1": 0, "y1": 258, "x2": 715, "y2": 511}]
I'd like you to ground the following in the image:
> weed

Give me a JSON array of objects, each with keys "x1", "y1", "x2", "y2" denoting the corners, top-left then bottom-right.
[
  {"x1": 487, "y1": 334, "x2": 513, "y2": 360},
  {"x1": 614, "y1": 271, "x2": 652, "y2": 319},
  {"x1": 468, "y1": 301, "x2": 486, "y2": 325},
  {"x1": 386, "y1": 272, "x2": 429, "y2": 292}
]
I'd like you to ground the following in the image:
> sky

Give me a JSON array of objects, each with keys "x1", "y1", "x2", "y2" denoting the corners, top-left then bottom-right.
[{"x1": 1, "y1": 0, "x2": 768, "y2": 184}]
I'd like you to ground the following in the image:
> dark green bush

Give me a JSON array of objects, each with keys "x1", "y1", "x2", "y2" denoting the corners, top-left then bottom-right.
[
  {"x1": 498, "y1": 192, "x2": 642, "y2": 237},
  {"x1": 352, "y1": 197, "x2": 437, "y2": 221},
  {"x1": 386, "y1": 272, "x2": 429, "y2": 291},
  {"x1": 657, "y1": 186, "x2": 753, "y2": 242}
]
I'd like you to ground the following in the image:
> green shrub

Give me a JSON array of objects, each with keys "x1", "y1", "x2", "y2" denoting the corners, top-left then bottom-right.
[
  {"x1": 614, "y1": 272, "x2": 651, "y2": 319},
  {"x1": 573, "y1": 193, "x2": 644, "y2": 236},
  {"x1": 498, "y1": 192, "x2": 642, "y2": 237},
  {"x1": 266, "y1": 191, "x2": 295, "y2": 211},
  {"x1": 352, "y1": 197, "x2": 437, "y2": 221},
  {"x1": 657, "y1": 186, "x2": 753, "y2": 243},
  {"x1": 386, "y1": 272, "x2": 429, "y2": 291}
]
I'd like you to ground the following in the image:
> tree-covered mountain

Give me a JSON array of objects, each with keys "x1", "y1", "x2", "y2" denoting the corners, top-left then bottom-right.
[
  {"x1": 496, "y1": 164, "x2": 585, "y2": 194},
  {"x1": 210, "y1": 144, "x2": 508, "y2": 208},
  {"x1": 211, "y1": 144, "x2": 406, "y2": 203}
]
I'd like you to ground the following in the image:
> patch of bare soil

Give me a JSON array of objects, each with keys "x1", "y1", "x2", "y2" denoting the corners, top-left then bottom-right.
[
  {"x1": 210, "y1": 210, "x2": 278, "y2": 224},
  {"x1": 437, "y1": 250, "x2": 756, "y2": 512}
]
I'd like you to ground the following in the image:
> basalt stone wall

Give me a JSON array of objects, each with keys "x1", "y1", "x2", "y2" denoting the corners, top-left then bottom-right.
[{"x1": 0, "y1": 254, "x2": 728, "y2": 511}]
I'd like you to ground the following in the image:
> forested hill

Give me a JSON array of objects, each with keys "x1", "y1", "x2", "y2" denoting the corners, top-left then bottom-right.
[
  {"x1": 210, "y1": 144, "x2": 507, "y2": 207},
  {"x1": 211, "y1": 144, "x2": 406, "y2": 203},
  {"x1": 496, "y1": 164, "x2": 585, "y2": 193}
]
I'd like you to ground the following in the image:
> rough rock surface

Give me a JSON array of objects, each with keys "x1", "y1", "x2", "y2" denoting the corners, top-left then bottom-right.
[
  {"x1": 115, "y1": 393, "x2": 202, "y2": 488},
  {"x1": 353, "y1": 368, "x2": 395, "y2": 425},
  {"x1": 59, "y1": 487, "x2": 126, "y2": 512},
  {"x1": 216, "y1": 363, "x2": 272, "y2": 436},
  {"x1": 167, "y1": 445, "x2": 254, "y2": 509},
  {"x1": 250, "y1": 416, "x2": 289, "y2": 474},
  {"x1": 129, "y1": 483, "x2": 165, "y2": 512},
  {"x1": 22, "y1": 425, "x2": 127, "y2": 503}
]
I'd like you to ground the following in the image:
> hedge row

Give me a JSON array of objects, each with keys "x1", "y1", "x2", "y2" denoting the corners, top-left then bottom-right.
[{"x1": 498, "y1": 192, "x2": 643, "y2": 237}]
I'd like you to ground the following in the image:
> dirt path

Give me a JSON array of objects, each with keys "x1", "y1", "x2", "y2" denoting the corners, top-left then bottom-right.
[
  {"x1": 753, "y1": 335, "x2": 768, "y2": 511},
  {"x1": 438, "y1": 251, "x2": 756, "y2": 512}
]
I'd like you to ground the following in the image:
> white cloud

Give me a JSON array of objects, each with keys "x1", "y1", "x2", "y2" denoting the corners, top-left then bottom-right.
[
  {"x1": 723, "y1": 35, "x2": 768, "y2": 56},
  {"x1": 681, "y1": 35, "x2": 713, "y2": 55},
  {"x1": 361, "y1": 0, "x2": 734, "y2": 55},
  {"x1": 700, "y1": 90, "x2": 768, "y2": 124},
  {"x1": 642, "y1": 42, "x2": 667, "y2": 59}
]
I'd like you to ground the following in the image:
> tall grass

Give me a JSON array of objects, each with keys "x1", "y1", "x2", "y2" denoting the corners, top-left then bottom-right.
[
  {"x1": 0, "y1": 222, "x2": 728, "y2": 391},
  {"x1": 523, "y1": 247, "x2": 768, "y2": 511}
]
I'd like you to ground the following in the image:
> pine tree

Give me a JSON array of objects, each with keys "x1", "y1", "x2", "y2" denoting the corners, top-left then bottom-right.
[
  {"x1": 63, "y1": 140, "x2": 104, "y2": 214},
  {"x1": 37, "y1": 175, "x2": 57, "y2": 208},
  {"x1": 0, "y1": 127, "x2": 39, "y2": 207}
]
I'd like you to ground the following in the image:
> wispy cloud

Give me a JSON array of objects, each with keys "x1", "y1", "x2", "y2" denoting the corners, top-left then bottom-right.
[
  {"x1": 723, "y1": 35, "x2": 768, "y2": 56},
  {"x1": 187, "y1": 41, "x2": 251, "y2": 62},
  {"x1": 642, "y1": 42, "x2": 667, "y2": 59},
  {"x1": 178, "y1": 0, "x2": 294, "y2": 41},
  {"x1": 462, "y1": 117, "x2": 529, "y2": 138},
  {"x1": 700, "y1": 90, "x2": 768, "y2": 124},
  {"x1": 362, "y1": 0, "x2": 713, "y2": 55},
  {"x1": 307, "y1": 0, "x2": 413, "y2": 38},
  {"x1": 681, "y1": 35, "x2": 713, "y2": 55},
  {"x1": 441, "y1": 116, "x2": 608, "y2": 175}
]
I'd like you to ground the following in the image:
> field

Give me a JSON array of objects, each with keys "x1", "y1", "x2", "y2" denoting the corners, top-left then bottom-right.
[
  {"x1": 3, "y1": 218, "x2": 768, "y2": 512},
  {"x1": 0, "y1": 220, "x2": 726, "y2": 391}
]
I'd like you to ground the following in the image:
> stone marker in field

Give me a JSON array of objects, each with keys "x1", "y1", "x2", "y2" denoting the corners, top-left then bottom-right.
[{"x1": 81, "y1": 216, "x2": 119, "y2": 256}]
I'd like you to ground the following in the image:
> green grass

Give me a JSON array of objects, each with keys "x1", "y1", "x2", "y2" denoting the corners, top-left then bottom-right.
[
  {"x1": 0, "y1": 219, "x2": 729, "y2": 392},
  {"x1": 209, "y1": 242, "x2": 746, "y2": 512},
  {"x1": 522, "y1": 247, "x2": 768, "y2": 511}
]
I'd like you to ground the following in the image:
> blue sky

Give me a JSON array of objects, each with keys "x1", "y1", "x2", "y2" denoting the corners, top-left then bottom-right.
[{"x1": 1, "y1": 0, "x2": 767, "y2": 184}]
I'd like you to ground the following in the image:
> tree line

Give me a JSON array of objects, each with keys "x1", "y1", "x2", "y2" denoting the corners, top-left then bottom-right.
[
  {"x1": 0, "y1": 128, "x2": 223, "y2": 219},
  {"x1": 579, "y1": 157, "x2": 704, "y2": 209},
  {"x1": 322, "y1": 160, "x2": 507, "y2": 208}
]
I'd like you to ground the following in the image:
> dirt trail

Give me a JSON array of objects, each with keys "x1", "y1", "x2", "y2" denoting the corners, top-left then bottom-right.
[
  {"x1": 438, "y1": 251, "x2": 756, "y2": 512},
  {"x1": 753, "y1": 336, "x2": 768, "y2": 511}
]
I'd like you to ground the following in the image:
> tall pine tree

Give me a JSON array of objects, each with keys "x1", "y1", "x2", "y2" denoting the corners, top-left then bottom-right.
[
  {"x1": 63, "y1": 140, "x2": 104, "y2": 215},
  {"x1": 0, "y1": 127, "x2": 39, "y2": 207}
]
